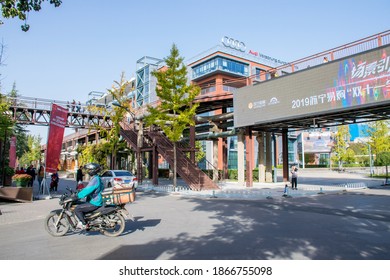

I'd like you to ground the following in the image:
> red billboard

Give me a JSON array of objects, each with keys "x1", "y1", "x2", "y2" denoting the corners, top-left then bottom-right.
[{"x1": 45, "y1": 104, "x2": 68, "y2": 173}]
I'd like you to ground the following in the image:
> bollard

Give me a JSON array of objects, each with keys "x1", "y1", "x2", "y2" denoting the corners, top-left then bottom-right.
[
  {"x1": 210, "y1": 190, "x2": 217, "y2": 198},
  {"x1": 282, "y1": 184, "x2": 290, "y2": 197}
]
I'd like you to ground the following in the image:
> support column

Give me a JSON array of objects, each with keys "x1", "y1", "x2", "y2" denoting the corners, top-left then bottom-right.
[
  {"x1": 222, "y1": 138, "x2": 228, "y2": 180},
  {"x1": 213, "y1": 139, "x2": 219, "y2": 182},
  {"x1": 190, "y1": 125, "x2": 196, "y2": 164},
  {"x1": 152, "y1": 145, "x2": 158, "y2": 185},
  {"x1": 237, "y1": 130, "x2": 245, "y2": 186},
  {"x1": 265, "y1": 132, "x2": 273, "y2": 182},
  {"x1": 137, "y1": 120, "x2": 143, "y2": 184},
  {"x1": 257, "y1": 132, "x2": 265, "y2": 183},
  {"x1": 245, "y1": 127, "x2": 253, "y2": 187},
  {"x1": 221, "y1": 107, "x2": 228, "y2": 180},
  {"x1": 282, "y1": 129, "x2": 289, "y2": 183}
]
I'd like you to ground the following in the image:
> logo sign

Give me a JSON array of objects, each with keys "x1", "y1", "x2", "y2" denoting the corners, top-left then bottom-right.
[{"x1": 221, "y1": 36, "x2": 246, "y2": 52}]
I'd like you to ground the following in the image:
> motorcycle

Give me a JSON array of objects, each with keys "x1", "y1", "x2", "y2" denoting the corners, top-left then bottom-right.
[{"x1": 44, "y1": 187, "x2": 129, "y2": 237}]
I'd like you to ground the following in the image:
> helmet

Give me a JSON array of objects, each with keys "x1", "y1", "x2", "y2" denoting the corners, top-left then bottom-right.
[{"x1": 84, "y1": 163, "x2": 101, "y2": 176}]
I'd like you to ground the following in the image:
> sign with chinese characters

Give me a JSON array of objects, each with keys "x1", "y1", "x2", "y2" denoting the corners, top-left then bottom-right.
[
  {"x1": 234, "y1": 45, "x2": 390, "y2": 128},
  {"x1": 46, "y1": 104, "x2": 68, "y2": 173}
]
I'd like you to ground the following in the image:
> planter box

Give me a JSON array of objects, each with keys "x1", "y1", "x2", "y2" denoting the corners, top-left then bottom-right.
[{"x1": 0, "y1": 187, "x2": 33, "y2": 202}]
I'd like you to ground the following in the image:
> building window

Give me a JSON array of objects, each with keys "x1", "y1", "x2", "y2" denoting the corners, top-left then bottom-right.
[{"x1": 192, "y1": 56, "x2": 249, "y2": 79}]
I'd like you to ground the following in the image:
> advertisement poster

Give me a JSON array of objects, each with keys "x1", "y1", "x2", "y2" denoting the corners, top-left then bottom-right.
[
  {"x1": 45, "y1": 104, "x2": 68, "y2": 173},
  {"x1": 9, "y1": 136, "x2": 17, "y2": 169}
]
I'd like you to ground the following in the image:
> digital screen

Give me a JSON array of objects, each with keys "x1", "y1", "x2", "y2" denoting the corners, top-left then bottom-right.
[{"x1": 234, "y1": 45, "x2": 390, "y2": 128}]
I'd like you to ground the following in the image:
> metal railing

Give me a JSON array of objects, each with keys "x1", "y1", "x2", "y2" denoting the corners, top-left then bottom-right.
[
  {"x1": 6, "y1": 95, "x2": 112, "y2": 115},
  {"x1": 259, "y1": 30, "x2": 390, "y2": 79}
]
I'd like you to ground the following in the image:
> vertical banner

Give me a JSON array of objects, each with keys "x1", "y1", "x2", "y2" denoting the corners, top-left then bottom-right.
[
  {"x1": 46, "y1": 104, "x2": 68, "y2": 173},
  {"x1": 9, "y1": 136, "x2": 17, "y2": 169}
]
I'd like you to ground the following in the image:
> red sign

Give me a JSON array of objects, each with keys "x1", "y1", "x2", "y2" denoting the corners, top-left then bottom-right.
[
  {"x1": 9, "y1": 136, "x2": 17, "y2": 169},
  {"x1": 46, "y1": 104, "x2": 68, "y2": 173}
]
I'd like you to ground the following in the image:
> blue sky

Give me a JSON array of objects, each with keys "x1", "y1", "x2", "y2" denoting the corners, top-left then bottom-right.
[{"x1": 1, "y1": 0, "x2": 389, "y2": 143}]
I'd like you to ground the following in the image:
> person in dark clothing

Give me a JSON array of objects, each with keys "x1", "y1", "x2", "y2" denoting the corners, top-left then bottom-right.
[
  {"x1": 50, "y1": 170, "x2": 59, "y2": 192},
  {"x1": 26, "y1": 165, "x2": 36, "y2": 187},
  {"x1": 76, "y1": 165, "x2": 84, "y2": 183}
]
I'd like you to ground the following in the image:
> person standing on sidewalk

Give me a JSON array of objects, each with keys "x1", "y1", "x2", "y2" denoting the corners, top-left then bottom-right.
[
  {"x1": 76, "y1": 165, "x2": 84, "y2": 187},
  {"x1": 291, "y1": 166, "x2": 298, "y2": 190}
]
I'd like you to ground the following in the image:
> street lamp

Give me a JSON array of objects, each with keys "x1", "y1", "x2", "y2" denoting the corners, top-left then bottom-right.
[{"x1": 357, "y1": 140, "x2": 373, "y2": 177}]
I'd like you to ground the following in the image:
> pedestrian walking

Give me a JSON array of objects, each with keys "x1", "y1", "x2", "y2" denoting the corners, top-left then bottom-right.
[
  {"x1": 291, "y1": 166, "x2": 298, "y2": 190},
  {"x1": 37, "y1": 166, "x2": 45, "y2": 193}
]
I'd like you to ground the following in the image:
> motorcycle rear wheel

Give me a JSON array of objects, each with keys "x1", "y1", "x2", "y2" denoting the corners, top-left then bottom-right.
[
  {"x1": 44, "y1": 212, "x2": 70, "y2": 237},
  {"x1": 102, "y1": 212, "x2": 125, "y2": 237}
]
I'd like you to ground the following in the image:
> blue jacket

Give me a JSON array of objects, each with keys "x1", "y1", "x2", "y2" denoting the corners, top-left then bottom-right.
[{"x1": 77, "y1": 175, "x2": 104, "y2": 207}]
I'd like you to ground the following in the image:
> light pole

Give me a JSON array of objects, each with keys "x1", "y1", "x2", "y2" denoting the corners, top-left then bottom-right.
[
  {"x1": 357, "y1": 140, "x2": 373, "y2": 177},
  {"x1": 368, "y1": 143, "x2": 373, "y2": 177}
]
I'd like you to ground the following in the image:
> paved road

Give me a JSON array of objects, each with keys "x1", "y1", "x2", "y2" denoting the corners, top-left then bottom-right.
[{"x1": 0, "y1": 169, "x2": 389, "y2": 260}]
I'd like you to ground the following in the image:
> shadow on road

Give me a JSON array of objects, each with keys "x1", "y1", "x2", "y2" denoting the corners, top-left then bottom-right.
[{"x1": 98, "y1": 193, "x2": 390, "y2": 260}]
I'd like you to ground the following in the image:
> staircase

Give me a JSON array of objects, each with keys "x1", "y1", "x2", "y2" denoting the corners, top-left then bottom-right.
[
  {"x1": 120, "y1": 122, "x2": 142, "y2": 151},
  {"x1": 119, "y1": 122, "x2": 219, "y2": 191},
  {"x1": 147, "y1": 131, "x2": 219, "y2": 191}
]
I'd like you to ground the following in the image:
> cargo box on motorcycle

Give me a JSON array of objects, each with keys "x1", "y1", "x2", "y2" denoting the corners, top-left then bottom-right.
[{"x1": 102, "y1": 186, "x2": 136, "y2": 205}]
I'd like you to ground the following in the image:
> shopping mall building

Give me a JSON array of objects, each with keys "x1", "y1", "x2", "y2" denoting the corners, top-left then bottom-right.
[
  {"x1": 59, "y1": 36, "x2": 296, "y2": 180},
  {"x1": 60, "y1": 35, "x2": 378, "y2": 184}
]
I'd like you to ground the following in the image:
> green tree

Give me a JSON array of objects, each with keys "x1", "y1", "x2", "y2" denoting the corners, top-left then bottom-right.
[
  {"x1": 77, "y1": 141, "x2": 109, "y2": 170},
  {"x1": 376, "y1": 151, "x2": 390, "y2": 184},
  {"x1": 145, "y1": 44, "x2": 200, "y2": 188},
  {"x1": 366, "y1": 120, "x2": 390, "y2": 164},
  {"x1": 6, "y1": 83, "x2": 29, "y2": 157},
  {"x1": 84, "y1": 73, "x2": 133, "y2": 169},
  {"x1": 18, "y1": 134, "x2": 42, "y2": 166},
  {"x1": 0, "y1": 93, "x2": 14, "y2": 182},
  {"x1": 0, "y1": 0, "x2": 62, "y2": 31},
  {"x1": 331, "y1": 125, "x2": 350, "y2": 169}
]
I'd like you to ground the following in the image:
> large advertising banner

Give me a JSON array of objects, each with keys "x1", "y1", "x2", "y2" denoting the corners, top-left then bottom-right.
[
  {"x1": 9, "y1": 136, "x2": 17, "y2": 169},
  {"x1": 234, "y1": 45, "x2": 390, "y2": 128},
  {"x1": 301, "y1": 131, "x2": 333, "y2": 153},
  {"x1": 46, "y1": 104, "x2": 68, "y2": 173}
]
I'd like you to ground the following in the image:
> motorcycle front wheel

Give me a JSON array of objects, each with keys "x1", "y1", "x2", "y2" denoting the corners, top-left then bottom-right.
[
  {"x1": 101, "y1": 212, "x2": 126, "y2": 237},
  {"x1": 44, "y1": 212, "x2": 70, "y2": 237}
]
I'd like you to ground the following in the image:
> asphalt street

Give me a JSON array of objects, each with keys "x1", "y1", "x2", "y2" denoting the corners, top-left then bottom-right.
[{"x1": 0, "y1": 169, "x2": 389, "y2": 260}]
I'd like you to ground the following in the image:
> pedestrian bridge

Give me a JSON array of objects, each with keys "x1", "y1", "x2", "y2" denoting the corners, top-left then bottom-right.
[{"x1": 6, "y1": 96, "x2": 113, "y2": 129}]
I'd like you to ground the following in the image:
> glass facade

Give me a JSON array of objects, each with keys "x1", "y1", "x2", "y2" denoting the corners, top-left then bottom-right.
[
  {"x1": 135, "y1": 57, "x2": 163, "y2": 108},
  {"x1": 192, "y1": 56, "x2": 249, "y2": 79}
]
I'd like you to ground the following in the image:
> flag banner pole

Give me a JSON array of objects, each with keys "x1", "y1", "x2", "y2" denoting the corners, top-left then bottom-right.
[{"x1": 37, "y1": 103, "x2": 68, "y2": 200}]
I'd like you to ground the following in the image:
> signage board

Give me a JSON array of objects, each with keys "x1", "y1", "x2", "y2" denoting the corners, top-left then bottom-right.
[
  {"x1": 46, "y1": 104, "x2": 68, "y2": 173},
  {"x1": 234, "y1": 45, "x2": 390, "y2": 128}
]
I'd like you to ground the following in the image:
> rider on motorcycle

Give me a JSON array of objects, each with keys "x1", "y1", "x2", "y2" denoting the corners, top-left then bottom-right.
[{"x1": 74, "y1": 163, "x2": 104, "y2": 230}]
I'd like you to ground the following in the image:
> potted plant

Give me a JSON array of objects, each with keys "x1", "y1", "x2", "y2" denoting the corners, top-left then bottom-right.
[
  {"x1": 12, "y1": 174, "x2": 32, "y2": 187},
  {"x1": 3, "y1": 166, "x2": 15, "y2": 186}
]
